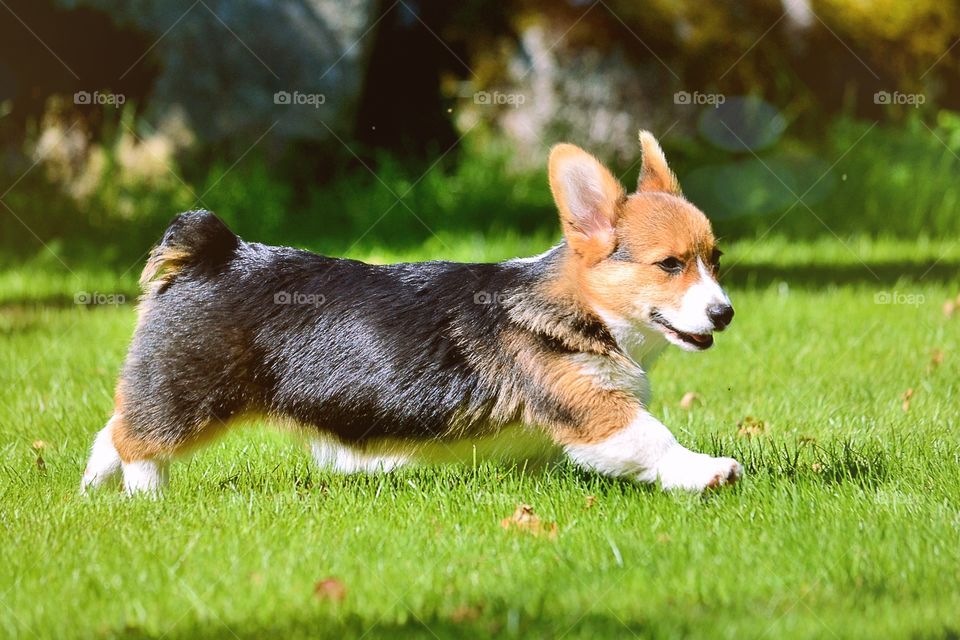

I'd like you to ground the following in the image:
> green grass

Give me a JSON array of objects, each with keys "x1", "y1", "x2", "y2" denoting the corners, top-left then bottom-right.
[{"x1": 2, "y1": 236, "x2": 960, "y2": 639}]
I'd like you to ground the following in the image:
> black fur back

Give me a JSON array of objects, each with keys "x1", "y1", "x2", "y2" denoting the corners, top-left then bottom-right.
[{"x1": 120, "y1": 211, "x2": 615, "y2": 449}]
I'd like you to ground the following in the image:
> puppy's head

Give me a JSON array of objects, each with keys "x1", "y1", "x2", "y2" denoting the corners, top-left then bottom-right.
[{"x1": 548, "y1": 131, "x2": 733, "y2": 351}]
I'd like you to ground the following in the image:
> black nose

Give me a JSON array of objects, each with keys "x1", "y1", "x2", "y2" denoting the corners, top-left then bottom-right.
[{"x1": 707, "y1": 303, "x2": 734, "y2": 330}]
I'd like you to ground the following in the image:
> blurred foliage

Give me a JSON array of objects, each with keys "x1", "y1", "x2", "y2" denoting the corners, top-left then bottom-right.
[
  {"x1": 2, "y1": 0, "x2": 960, "y2": 267},
  {"x1": 2, "y1": 106, "x2": 960, "y2": 269},
  {"x1": 682, "y1": 112, "x2": 960, "y2": 239},
  {"x1": 816, "y1": 0, "x2": 960, "y2": 83},
  {"x1": 554, "y1": 0, "x2": 960, "y2": 127},
  {"x1": 0, "y1": 115, "x2": 555, "y2": 265}
]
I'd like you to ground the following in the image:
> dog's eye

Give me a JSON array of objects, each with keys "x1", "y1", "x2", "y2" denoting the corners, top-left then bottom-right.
[{"x1": 655, "y1": 257, "x2": 685, "y2": 274}]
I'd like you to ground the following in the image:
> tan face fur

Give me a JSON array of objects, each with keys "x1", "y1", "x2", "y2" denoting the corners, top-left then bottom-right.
[{"x1": 548, "y1": 131, "x2": 733, "y2": 352}]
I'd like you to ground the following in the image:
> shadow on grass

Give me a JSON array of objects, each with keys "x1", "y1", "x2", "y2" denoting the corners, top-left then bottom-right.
[
  {"x1": 130, "y1": 612, "x2": 655, "y2": 640},
  {"x1": 709, "y1": 435, "x2": 893, "y2": 487}
]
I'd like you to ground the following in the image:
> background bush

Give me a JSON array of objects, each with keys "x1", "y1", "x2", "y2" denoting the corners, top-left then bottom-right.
[{"x1": 0, "y1": 0, "x2": 958, "y2": 266}]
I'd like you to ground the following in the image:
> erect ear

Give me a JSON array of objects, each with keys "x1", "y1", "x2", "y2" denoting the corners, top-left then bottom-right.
[
  {"x1": 637, "y1": 130, "x2": 682, "y2": 195},
  {"x1": 548, "y1": 144, "x2": 624, "y2": 262}
]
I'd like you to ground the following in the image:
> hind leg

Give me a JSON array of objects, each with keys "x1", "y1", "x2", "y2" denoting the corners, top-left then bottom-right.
[
  {"x1": 82, "y1": 412, "x2": 174, "y2": 496},
  {"x1": 310, "y1": 434, "x2": 409, "y2": 473},
  {"x1": 80, "y1": 416, "x2": 123, "y2": 493},
  {"x1": 85, "y1": 404, "x2": 212, "y2": 496},
  {"x1": 121, "y1": 459, "x2": 170, "y2": 495},
  {"x1": 110, "y1": 412, "x2": 221, "y2": 496},
  {"x1": 81, "y1": 414, "x2": 171, "y2": 495},
  {"x1": 111, "y1": 418, "x2": 177, "y2": 497}
]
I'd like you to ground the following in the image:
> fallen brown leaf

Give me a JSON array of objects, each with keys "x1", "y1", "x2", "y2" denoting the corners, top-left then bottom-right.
[
  {"x1": 901, "y1": 388, "x2": 914, "y2": 412},
  {"x1": 944, "y1": 300, "x2": 956, "y2": 318},
  {"x1": 737, "y1": 416, "x2": 766, "y2": 438},
  {"x1": 32, "y1": 440, "x2": 46, "y2": 472},
  {"x1": 313, "y1": 577, "x2": 347, "y2": 602},
  {"x1": 450, "y1": 605, "x2": 482, "y2": 623},
  {"x1": 679, "y1": 391, "x2": 701, "y2": 409},
  {"x1": 929, "y1": 349, "x2": 945, "y2": 372},
  {"x1": 500, "y1": 504, "x2": 558, "y2": 539},
  {"x1": 584, "y1": 495, "x2": 596, "y2": 510}
]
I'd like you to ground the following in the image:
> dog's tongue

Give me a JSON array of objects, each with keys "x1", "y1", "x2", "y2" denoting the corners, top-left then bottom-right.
[{"x1": 690, "y1": 333, "x2": 711, "y2": 344}]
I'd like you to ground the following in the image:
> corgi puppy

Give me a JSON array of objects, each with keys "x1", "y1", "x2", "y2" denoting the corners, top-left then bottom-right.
[{"x1": 81, "y1": 131, "x2": 741, "y2": 496}]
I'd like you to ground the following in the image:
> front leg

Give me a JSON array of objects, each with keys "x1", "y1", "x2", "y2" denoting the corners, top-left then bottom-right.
[{"x1": 563, "y1": 410, "x2": 742, "y2": 491}]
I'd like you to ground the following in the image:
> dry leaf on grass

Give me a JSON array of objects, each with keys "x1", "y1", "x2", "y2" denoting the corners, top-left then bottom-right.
[
  {"x1": 737, "y1": 416, "x2": 766, "y2": 438},
  {"x1": 32, "y1": 440, "x2": 46, "y2": 472},
  {"x1": 500, "y1": 504, "x2": 558, "y2": 539},
  {"x1": 450, "y1": 605, "x2": 482, "y2": 623},
  {"x1": 679, "y1": 391, "x2": 701, "y2": 409},
  {"x1": 313, "y1": 577, "x2": 347, "y2": 602},
  {"x1": 584, "y1": 495, "x2": 596, "y2": 510},
  {"x1": 929, "y1": 349, "x2": 945, "y2": 372},
  {"x1": 901, "y1": 388, "x2": 914, "y2": 412},
  {"x1": 944, "y1": 300, "x2": 957, "y2": 318}
]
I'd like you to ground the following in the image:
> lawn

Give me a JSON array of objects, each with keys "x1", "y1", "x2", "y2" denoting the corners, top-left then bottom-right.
[{"x1": 2, "y1": 235, "x2": 959, "y2": 639}]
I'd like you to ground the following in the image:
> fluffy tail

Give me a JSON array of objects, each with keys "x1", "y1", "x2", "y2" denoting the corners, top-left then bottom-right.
[{"x1": 140, "y1": 210, "x2": 239, "y2": 290}]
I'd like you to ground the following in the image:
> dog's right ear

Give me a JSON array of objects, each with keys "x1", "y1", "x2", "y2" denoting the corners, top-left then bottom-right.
[
  {"x1": 548, "y1": 144, "x2": 625, "y2": 263},
  {"x1": 637, "y1": 130, "x2": 681, "y2": 195}
]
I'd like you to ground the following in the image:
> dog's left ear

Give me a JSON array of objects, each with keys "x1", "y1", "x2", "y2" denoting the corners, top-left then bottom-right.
[{"x1": 637, "y1": 130, "x2": 682, "y2": 195}]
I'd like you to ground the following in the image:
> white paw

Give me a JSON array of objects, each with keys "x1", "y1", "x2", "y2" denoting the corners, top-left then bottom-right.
[
  {"x1": 122, "y1": 460, "x2": 168, "y2": 496},
  {"x1": 657, "y1": 448, "x2": 743, "y2": 492}
]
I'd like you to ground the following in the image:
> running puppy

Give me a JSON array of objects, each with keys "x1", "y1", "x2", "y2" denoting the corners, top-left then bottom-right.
[{"x1": 82, "y1": 131, "x2": 741, "y2": 495}]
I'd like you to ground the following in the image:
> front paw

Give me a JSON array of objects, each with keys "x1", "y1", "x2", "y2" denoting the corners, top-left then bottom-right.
[{"x1": 657, "y1": 449, "x2": 743, "y2": 492}]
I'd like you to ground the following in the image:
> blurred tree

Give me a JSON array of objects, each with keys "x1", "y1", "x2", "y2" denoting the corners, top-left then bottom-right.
[{"x1": 0, "y1": 0, "x2": 158, "y2": 146}]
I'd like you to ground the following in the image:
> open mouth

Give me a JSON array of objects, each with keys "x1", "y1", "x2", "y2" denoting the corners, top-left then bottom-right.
[{"x1": 650, "y1": 312, "x2": 714, "y2": 350}]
